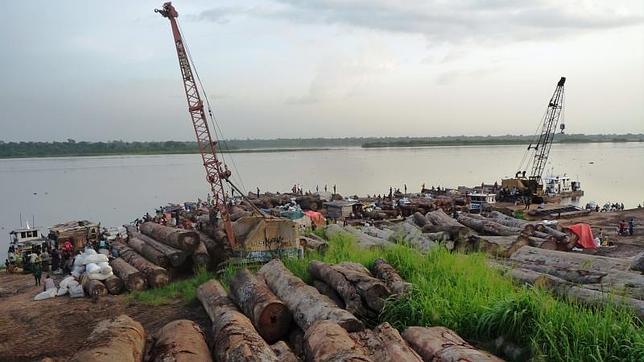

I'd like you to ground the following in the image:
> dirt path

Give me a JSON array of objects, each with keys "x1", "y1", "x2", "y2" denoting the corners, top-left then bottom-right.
[{"x1": 0, "y1": 272, "x2": 211, "y2": 361}]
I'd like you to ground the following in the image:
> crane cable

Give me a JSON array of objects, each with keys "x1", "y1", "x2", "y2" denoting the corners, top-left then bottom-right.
[
  {"x1": 177, "y1": 22, "x2": 248, "y2": 196},
  {"x1": 516, "y1": 106, "x2": 549, "y2": 175}
]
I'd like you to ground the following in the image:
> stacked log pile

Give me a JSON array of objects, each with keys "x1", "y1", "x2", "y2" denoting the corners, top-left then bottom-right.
[
  {"x1": 70, "y1": 315, "x2": 146, "y2": 362},
  {"x1": 190, "y1": 258, "x2": 500, "y2": 362}
]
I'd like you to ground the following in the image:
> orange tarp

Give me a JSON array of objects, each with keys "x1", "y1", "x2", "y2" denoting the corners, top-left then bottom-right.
[{"x1": 567, "y1": 223, "x2": 596, "y2": 249}]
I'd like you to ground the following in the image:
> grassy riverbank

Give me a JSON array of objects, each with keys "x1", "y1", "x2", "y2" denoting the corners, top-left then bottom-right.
[{"x1": 132, "y1": 233, "x2": 643, "y2": 361}]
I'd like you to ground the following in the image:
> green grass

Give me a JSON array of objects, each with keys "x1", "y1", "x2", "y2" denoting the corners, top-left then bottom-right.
[
  {"x1": 130, "y1": 232, "x2": 643, "y2": 361},
  {"x1": 128, "y1": 267, "x2": 214, "y2": 305},
  {"x1": 285, "y1": 232, "x2": 644, "y2": 362}
]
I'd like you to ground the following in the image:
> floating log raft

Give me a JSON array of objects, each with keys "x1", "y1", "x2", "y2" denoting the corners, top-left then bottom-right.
[
  {"x1": 104, "y1": 275, "x2": 124, "y2": 295},
  {"x1": 271, "y1": 341, "x2": 299, "y2": 362},
  {"x1": 69, "y1": 315, "x2": 145, "y2": 362},
  {"x1": 114, "y1": 243, "x2": 169, "y2": 288},
  {"x1": 80, "y1": 274, "x2": 108, "y2": 298},
  {"x1": 351, "y1": 322, "x2": 423, "y2": 362},
  {"x1": 110, "y1": 258, "x2": 146, "y2": 291},
  {"x1": 126, "y1": 235, "x2": 170, "y2": 268},
  {"x1": 468, "y1": 235, "x2": 528, "y2": 258},
  {"x1": 139, "y1": 222, "x2": 199, "y2": 251},
  {"x1": 402, "y1": 326, "x2": 503, "y2": 362},
  {"x1": 147, "y1": 319, "x2": 212, "y2": 362},
  {"x1": 371, "y1": 258, "x2": 411, "y2": 296},
  {"x1": 304, "y1": 320, "x2": 372, "y2": 362},
  {"x1": 197, "y1": 279, "x2": 278, "y2": 362},
  {"x1": 229, "y1": 269, "x2": 292, "y2": 344},
  {"x1": 128, "y1": 228, "x2": 188, "y2": 267},
  {"x1": 259, "y1": 259, "x2": 363, "y2": 332},
  {"x1": 457, "y1": 214, "x2": 522, "y2": 236}
]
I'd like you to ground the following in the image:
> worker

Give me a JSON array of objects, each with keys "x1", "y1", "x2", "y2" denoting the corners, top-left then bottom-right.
[
  {"x1": 257, "y1": 187, "x2": 260, "y2": 198},
  {"x1": 404, "y1": 184, "x2": 407, "y2": 195},
  {"x1": 32, "y1": 257, "x2": 42, "y2": 286},
  {"x1": 40, "y1": 249, "x2": 50, "y2": 272},
  {"x1": 51, "y1": 249, "x2": 60, "y2": 272},
  {"x1": 333, "y1": 184, "x2": 337, "y2": 195},
  {"x1": 628, "y1": 218, "x2": 635, "y2": 236},
  {"x1": 43, "y1": 274, "x2": 56, "y2": 291},
  {"x1": 618, "y1": 220, "x2": 627, "y2": 235}
]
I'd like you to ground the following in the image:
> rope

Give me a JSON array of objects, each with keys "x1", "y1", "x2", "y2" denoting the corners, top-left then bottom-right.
[{"x1": 178, "y1": 22, "x2": 248, "y2": 195}]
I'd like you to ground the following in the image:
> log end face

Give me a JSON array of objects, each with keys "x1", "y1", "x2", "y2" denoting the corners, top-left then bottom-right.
[{"x1": 256, "y1": 302, "x2": 293, "y2": 344}]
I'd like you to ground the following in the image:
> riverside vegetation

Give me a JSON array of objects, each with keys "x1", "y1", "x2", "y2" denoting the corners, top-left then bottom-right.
[{"x1": 131, "y1": 231, "x2": 643, "y2": 362}]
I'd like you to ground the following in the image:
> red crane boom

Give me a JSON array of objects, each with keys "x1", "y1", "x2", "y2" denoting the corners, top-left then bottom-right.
[{"x1": 155, "y1": 2, "x2": 236, "y2": 247}]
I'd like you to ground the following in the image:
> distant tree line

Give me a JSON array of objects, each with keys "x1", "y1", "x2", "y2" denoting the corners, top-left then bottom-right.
[{"x1": 0, "y1": 134, "x2": 642, "y2": 158}]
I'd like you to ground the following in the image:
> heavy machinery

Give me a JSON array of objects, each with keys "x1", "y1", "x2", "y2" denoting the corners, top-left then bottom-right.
[
  {"x1": 155, "y1": 2, "x2": 300, "y2": 263},
  {"x1": 502, "y1": 77, "x2": 567, "y2": 200}
]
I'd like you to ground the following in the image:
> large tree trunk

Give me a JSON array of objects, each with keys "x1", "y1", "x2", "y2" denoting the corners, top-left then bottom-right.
[
  {"x1": 69, "y1": 315, "x2": 145, "y2": 362},
  {"x1": 402, "y1": 326, "x2": 502, "y2": 362},
  {"x1": 258, "y1": 259, "x2": 364, "y2": 332},
  {"x1": 300, "y1": 235, "x2": 329, "y2": 254},
  {"x1": 192, "y1": 241, "x2": 210, "y2": 270},
  {"x1": 197, "y1": 279, "x2": 279, "y2": 362},
  {"x1": 388, "y1": 222, "x2": 437, "y2": 253},
  {"x1": 510, "y1": 246, "x2": 632, "y2": 273},
  {"x1": 304, "y1": 320, "x2": 372, "y2": 362},
  {"x1": 351, "y1": 322, "x2": 423, "y2": 362},
  {"x1": 467, "y1": 235, "x2": 528, "y2": 258},
  {"x1": 271, "y1": 341, "x2": 299, "y2": 362},
  {"x1": 457, "y1": 214, "x2": 522, "y2": 236},
  {"x1": 147, "y1": 319, "x2": 212, "y2": 362},
  {"x1": 229, "y1": 268, "x2": 292, "y2": 344},
  {"x1": 104, "y1": 275, "x2": 124, "y2": 295},
  {"x1": 308, "y1": 261, "x2": 372, "y2": 319},
  {"x1": 128, "y1": 228, "x2": 188, "y2": 267},
  {"x1": 487, "y1": 211, "x2": 533, "y2": 229},
  {"x1": 114, "y1": 242, "x2": 169, "y2": 288},
  {"x1": 110, "y1": 258, "x2": 146, "y2": 291},
  {"x1": 507, "y1": 267, "x2": 644, "y2": 319},
  {"x1": 371, "y1": 258, "x2": 411, "y2": 296},
  {"x1": 80, "y1": 274, "x2": 108, "y2": 298},
  {"x1": 126, "y1": 235, "x2": 170, "y2": 268},
  {"x1": 139, "y1": 222, "x2": 199, "y2": 251},
  {"x1": 412, "y1": 212, "x2": 429, "y2": 227},
  {"x1": 425, "y1": 209, "x2": 465, "y2": 229},
  {"x1": 334, "y1": 262, "x2": 391, "y2": 312},
  {"x1": 542, "y1": 225, "x2": 568, "y2": 242},
  {"x1": 196, "y1": 230, "x2": 228, "y2": 268},
  {"x1": 326, "y1": 224, "x2": 393, "y2": 249},
  {"x1": 312, "y1": 280, "x2": 345, "y2": 308}
]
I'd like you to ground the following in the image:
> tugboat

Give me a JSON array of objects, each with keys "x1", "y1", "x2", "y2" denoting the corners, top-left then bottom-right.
[{"x1": 6, "y1": 223, "x2": 50, "y2": 272}]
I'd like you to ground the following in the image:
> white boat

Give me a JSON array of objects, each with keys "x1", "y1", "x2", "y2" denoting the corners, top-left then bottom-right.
[{"x1": 543, "y1": 175, "x2": 582, "y2": 196}]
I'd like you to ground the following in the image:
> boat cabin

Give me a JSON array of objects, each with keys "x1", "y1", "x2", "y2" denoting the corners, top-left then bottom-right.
[
  {"x1": 543, "y1": 176, "x2": 572, "y2": 195},
  {"x1": 469, "y1": 193, "x2": 496, "y2": 212},
  {"x1": 8, "y1": 226, "x2": 49, "y2": 256}
]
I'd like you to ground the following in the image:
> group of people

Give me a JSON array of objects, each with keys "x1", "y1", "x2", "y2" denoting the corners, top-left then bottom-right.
[{"x1": 618, "y1": 219, "x2": 636, "y2": 236}]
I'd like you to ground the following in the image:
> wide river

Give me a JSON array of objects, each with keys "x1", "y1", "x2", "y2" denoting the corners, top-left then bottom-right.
[{"x1": 1, "y1": 142, "x2": 642, "y2": 261}]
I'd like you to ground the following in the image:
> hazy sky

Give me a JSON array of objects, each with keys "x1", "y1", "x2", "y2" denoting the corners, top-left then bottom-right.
[{"x1": 1, "y1": 0, "x2": 643, "y2": 141}]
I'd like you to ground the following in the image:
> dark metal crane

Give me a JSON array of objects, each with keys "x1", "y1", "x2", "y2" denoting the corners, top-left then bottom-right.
[
  {"x1": 155, "y1": 2, "x2": 236, "y2": 247},
  {"x1": 516, "y1": 77, "x2": 566, "y2": 195}
]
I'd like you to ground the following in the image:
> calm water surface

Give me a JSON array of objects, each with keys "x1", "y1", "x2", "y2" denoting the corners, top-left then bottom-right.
[{"x1": 1, "y1": 142, "x2": 642, "y2": 261}]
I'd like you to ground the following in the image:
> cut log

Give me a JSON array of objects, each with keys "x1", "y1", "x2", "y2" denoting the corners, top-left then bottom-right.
[
  {"x1": 139, "y1": 222, "x2": 199, "y2": 251},
  {"x1": 333, "y1": 262, "x2": 391, "y2": 312},
  {"x1": 543, "y1": 225, "x2": 568, "y2": 242},
  {"x1": 361, "y1": 225, "x2": 395, "y2": 241},
  {"x1": 371, "y1": 258, "x2": 411, "y2": 296},
  {"x1": 506, "y1": 260, "x2": 607, "y2": 284},
  {"x1": 197, "y1": 279, "x2": 278, "y2": 362},
  {"x1": 309, "y1": 261, "x2": 371, "y2": 318},
  {"x1": 289, "y1": 328, "x2": 306, "y2": 359},
  {"x1": 507, "y1": 268, "x2": 644, "y2": 319},
  {"x1": 632, "y1": 252, "x2": 644, "y2": 272},
  {"x1": 69, "y1": 315, "x2": 145, "y2": 362},
  {"x1": 128, "y1": 229, "x2": 188, "y2": 267},
  {"x1": 425, "y1": 209, "x2": 465, "y2": 229},
  {"x1": 457, "y1": 214, "x2": 522, "y2": 236},
  {"x1": 300, "y1": 235, "x2": 329, "y2": 254},
  {"x1": 258, "y1": 259, "x2": 364, "y2": 332},
  {"x1": 196, "y1": 230, "x2": 227, "y2": 267},
  {"x1": 271, "y1": 341, "x2": 299, "y2": 362},
  {"x1": 104, "y1": 275, "x2": 124, "y2": 295},
  {"x1": 402, "y1": 326, "x2": 503, "y2": 362},
  {"x1": 326, "y1": 224, "x2": 393, "y2": 249},
  {"x1": 412, "y1": 212, "x2": 429, "y2": 227},
  {"x1": 389, "y1": 221, "x2": 437, "y2": 253},
  {"x1": 468, "y1": 235, "x2": 528, "y2": 258},
  {"x1": 147, "y1": 319, "x2": 212, "y2": 362},
  {"x1": 351, "y1": 322, "x2": 423, "y2": 362},
  {"x1": 229, "y1": 268, "x2": 292, "y2": 344},
  {"x1": 114, "y1": 242, "x2": 169, "y2": 288},
  {"x1": 80, "y1": 274, "x2": 108, "y2": 298},
  {"x1": 192, "y1": 241, "x2": 210, "y2": 270},
  {"x1": 110, "y1": 258, "x2": 146, "y2": 291},
  {"x1": 313, "y1": 280, "x2": 345, "y2": 308},
  {"x1": 510, "y1": 246, "x2": 632, "y2": 274},
  {"x1": 126, "y1": 235, "x2": 170, "y2": 268},
  {"x1": 487, "y1": 211, "x2": 531, "y2": 229},
  {"x1": 304, "y1": 320, "x2": 372, "y2": 362}
]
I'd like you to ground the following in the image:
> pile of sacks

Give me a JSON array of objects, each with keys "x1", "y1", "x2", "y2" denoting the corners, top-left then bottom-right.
[{"x1": 71, "y1": 248, "x2": 113, "y2": 280}]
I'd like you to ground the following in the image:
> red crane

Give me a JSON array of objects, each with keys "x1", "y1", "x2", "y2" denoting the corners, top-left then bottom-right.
[{"x1": 155, "y1": 2, "x2": 236, "y2": 247}]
